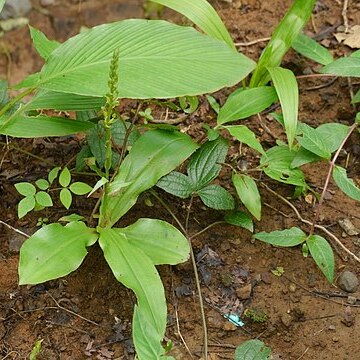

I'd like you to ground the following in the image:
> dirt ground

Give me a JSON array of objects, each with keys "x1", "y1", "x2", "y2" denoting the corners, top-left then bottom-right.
[{"x1": 1, "y1": 0, "x2": 360, "y2": 359}]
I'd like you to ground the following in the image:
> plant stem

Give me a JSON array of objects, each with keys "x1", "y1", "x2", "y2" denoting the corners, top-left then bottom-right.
[
  {"x1": 0, "y1": 87, "x2": 34, "y2": 118},
  {"x1": 310, "y1": 122, "x2": 357, "y2": 235},
  {"x1": 150, "y1": 191, "x2": 208, "y2": 360}
]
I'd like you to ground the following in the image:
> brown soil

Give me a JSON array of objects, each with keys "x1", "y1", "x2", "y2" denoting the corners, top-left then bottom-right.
[{"x1": 1, "y1": 0, "x2": 360, "y2": 359}]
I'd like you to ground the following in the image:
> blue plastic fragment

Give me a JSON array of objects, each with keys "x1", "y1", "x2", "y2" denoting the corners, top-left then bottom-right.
[{"x1": 223, "y1": 313, "x2": 245, "y2": 327}]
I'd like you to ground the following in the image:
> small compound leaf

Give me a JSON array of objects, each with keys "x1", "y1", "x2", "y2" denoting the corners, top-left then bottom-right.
[
  {"x1": 333, "y1": 165, "x2": 360, "y2": 202},
  {"x1": 60, "y1": 188, "x2": 72, "y2": 209},
  {"x1": 35, "y1": 179, "x2": 50, "y2": 190},
  {"x1": 198, "y1": 184, "x2": 235, "y2": 210},
  {"x1": 15, "y1": 182, "x2": 36, "y2": 197},
  {"x1": 254, "y1": 227, "x2": 306, "y2": 247},
  {"x1": 48, "y1": 167, "x2": 61, "y2": 184},
  {"x1": 157, "y1": 171, "x2": 193, "y2": 199},
  {"x1": 292, "y1": 33, "x2": 333, "y2": 65},
  {"x1": 232, "y1": 174, "x2": 261, "y2": 221},
  {"x1": 306, "y1": 234, "x2": 335, "y2": 283},
  {"x1": 226, "y1": 125, "x2": 265, "y2": 155},
  {"x1": 19, "y1": 222, "x2": 98, "y2": 285},
  {"x1": 268, "y1": 67, "x2": 298, "y2": 149},
  {"x1": 218, "y1": 86, "x2": 277, "y2": 125},
  {"x1": 18, "y1": 196, "x2": 36, "y2": 218},
  {"x1": 188, "y1": 137, "x2": 228, "y2": 190},
  {"x1": 59, "y1": 167, "x2": 71, "y2": 187},
  {"x1": 296, "y1": 123, "x2": 331, "y2": 159},
  {"x1": 260, "y1": 145, "x2": 307, "y2": 187},
  {"x1": 35, "y1": 191, "x2": 53, "y2": 207},
  {"x1": 234, "y1": 339, "x2": 271, "y2": 360},
  {"x1": 225, "y1": 211, "x2": 254, "y2": 232},
  {"x1": 69, "y1": 182, "x2": 93, "y2": 195},
  {"x1": 114, "y1": 218, "x2": 190, "y2": 265}
]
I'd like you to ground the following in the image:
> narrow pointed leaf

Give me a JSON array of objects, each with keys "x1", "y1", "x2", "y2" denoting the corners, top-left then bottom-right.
[
  {"x1": 292, "y1": 33, "x2": 333, "y2": 65},
  {"x1": 218, "y1": 87, "x2": 277, "y2": 125},
  {"x1": 254, "y1": 227, "x2": 306, "y2": 247},
  {"x1": 19, "y1": 222, "x2": 98, "y2": 285},
  {"x1": 268, "y1": 67, "x2": 298, "y2": 149},
  {"x1": 0, "y1": 114, "x2": 94, "y2": 137},
  {"x1": 0, "y1": 0, "x2": 5, "y2": 14},
  {"x1": 353, "y1": 89, "x2": 360, "y2": 103},
  {"x1": 60, "y1": 188, "x2": 72, "y2": 209},
  {"x1": 198, "y1": 184, "x2": 235, "y2": 210},
  {"x1": 188, "y1": 137, "x2": 228, "y2": 190},
  {"x1": 307, "y1": 234, "x2": 334, "y2": 283},
  {"x1": 113, "y1": 218, "x2": 190, "y2": 265},
  {"x1": 225, "y1": 211, "x2": 254, "y2": 232},
  {"x1": 250, "y1": 0, "x2": 316, "y2": 86},
  {"x1": 157, "y1": 171, "x2": 193, "y2": 199},
  {"x1": 226, "y1": 125, "x2": 265, "y2": 155},
  {"x1": 100, "y1": 130, "x2": 198, "y2": 228},
  {"x1": 333, "y1": 165, "x2": 360, "y2": 202},
  {"x1": 151, "y1": 0, "x2": 235, "y2": 49},
  {"x1": 59, "y1": 167, "x2": 71, "y2": 187},
  {"x1": 321, "y1": 57, "x2": 360, "y2": 77},
  {"x1": 29, "y1": 26, "x2": 61, "y2": 60},
  {"x1": 21, "y1": 20, "x2": 255, "y2": 98},
  {"x1": 233, "y1": 174, "x2": 261, "y2": 220},
  {"x1": 99, "y1": 228, "x2": 166, "y2": 356}
]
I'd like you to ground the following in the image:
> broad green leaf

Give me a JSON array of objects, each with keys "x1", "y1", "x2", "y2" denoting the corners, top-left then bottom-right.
[
  {"x1": 226, "y1": 125, "x2": 265, "y2": 155},
  {"x1": 157, "y1": 171, "x2": 193, "y2": 199},
  {"x1": 224, "y1": 211, "x2": 254, "y2": 232},
  {"x1": 88, "y1": 177, "x2": 109, "y2": 197},
  {"x1": 353, "y1": 89, "x2": 360, "y2": 103},
  {"x1": 35, "y1": 179, "x2": 50, "y2": 190},
  {"x1": 35, "y1": 191, "x2": 53, "y2": 207},
  {"x1": 27, "y1": 90, "x2": 105, "y2": 111},
  {"x1": 333, "y1": 166, "x2": 360, "y2": 202},
  {"x1": 99, "y1": 228, "x2": 166, "y2": 355},
  {"x1": 60, "y1": 188, "x2": 72, "y2": 209},
  {"x1": 21, "y1": 20, "x2": 255, "y2": 98},
  {"x1": 188, "y1": 137, "x2": 228, "y2": 190},
  {"x1": 235, "y1": 339, "x2": 271, "y2": 360},
  {"x1": 48, "y1": 167, "x2": 60, "y2": 184},
  {"x1": 100, "y1": 130, "x2": 198, "y2": 228},
  {"x1": 291, "y1": 147, "x2": 321, "y2": 168},
  {"x1": 0, "y1": 0, "x2": 5, "y2": 14},
  {"x1": 151, "y1": 0, "x2": 235, "y2": 49},
  {"x1": 0, "y1": 114, "x2": 94, "y2": 137},
  {"x1": 113, "y1": 218, "x2": 190, "y2": 265},
  {"x1": 218, "y1": 87, "x2": 277, "y2": 125},
  {"x1": 179, "y1": 96, "x2": 199, "y2": 114},
  {"x1": 321, "y1": 57, "x2": 360, "y2": 77},
  {"x1": 307, "y1": 234, "x2": 334, "y2": 283},
  {"x1": 133, "y1": 306, "x2": 166, "y2": 360},
  {"x1": 315, "y1": 123, "x2": 350, "y2": 152},
  {"x1": 18, "y1": 196, "x2": 35, "y2": 218},
  {"x1": 268, "y1": 67, "x2": 298, "y2": 149},
  {"x1": 19, "y1": 222, "x2": 98, "y2": 285},
  {"x1": 260, "y1": 145, "x2": 307, "y2": 187},
  {"x1": 250, "y1": 0, "x2": 317, "y2": 87},
  {"x1": 232, "y1": 174, "x2": 261, "y2": 220},
  {"x1": 59, "y1": 167, "x2": 71, "y2": 187},
  {"x1": 198, "y1": 184, "x2": 235, "y2": 210},
  {"x1": 29, "y1": 26, "x2": 60, "y2": 60},
  {"x1": 254, "y1": 227, "x2": 306, "y2": 247},
  {"x1": 15, "y1": 182, "x2": 36, "y2": 196},
  {"x1": 69, "y1": 182, "x2": 92, "y2": 195},
  {"x1": 0, "y1": 80, "x2": 8, "y2": 106},
  {"x1": 352, "y1": 50, "x2": 360, "y2": 58},
  {"x1": 292, "y1": 33, "x2": 333, "y2": 65},
  {"x1": 296, "y1": 123, "x2": 331, "y2": 159}
]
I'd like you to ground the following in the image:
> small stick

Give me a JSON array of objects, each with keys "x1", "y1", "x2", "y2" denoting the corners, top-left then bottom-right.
[
  {"x1": 342, "y1": 0, "x2": 350, "y2": 33},
  {"x1": 235, "y1": 37, "x2": 271, "y2": 47},
  {"x1": 0, "y1": 219, "x2": 29, "y2": 238}
]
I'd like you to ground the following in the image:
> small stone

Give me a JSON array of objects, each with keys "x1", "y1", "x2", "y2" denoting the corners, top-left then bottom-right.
[
  {"x1": 328, "y1": 324, "x2": 336, "y2": 331},
  {"x1": 338, "y1": 219, "x2": 360, "y2": 236},
  {"x1": 280, "y1": 313, "x2": 293, "y2": 328},
  {"x1": 341, "y1": 306, "x2": 355, "y2": 327},
  {"x1": 332, "y1": 337, "x2": 339, "y2": 342},
  {"x1": 236, "y1": 283, "x2": 252, "y2": 300},
  {"x1": 289, "y1": 284, "x2": 296, "y2": 293},
  {"x1": 223, "y1": 321, "x2": 237, "y2": 331},
  {"x1": 347, "y1": 296, "x2": 357, "y2": 305},
  {"x1": 338, "y1": 271, "x2": 359, "y2": 293},
  {"x1": 261, "y1": 272, "x2": 272, "y2": 284}
]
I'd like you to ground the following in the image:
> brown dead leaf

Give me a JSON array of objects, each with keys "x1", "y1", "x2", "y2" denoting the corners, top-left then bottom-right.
[{"x1": 334, "y1": 25, "x2": 360, "y2": 48}]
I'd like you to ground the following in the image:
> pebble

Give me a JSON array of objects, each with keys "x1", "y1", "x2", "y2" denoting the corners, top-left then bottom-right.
[
  {"x1": 0, "y1": 0, "x2": 32, "y2": 19},
  {"x1": 347, "y1": 296, "x2": 357, "y2": 305},
  {"x1": 261, "y1": 272, "x2": 272, "y2": 284},
  {"x1": 338, "y1": 271, "x2": 359, "y2": 293},
  {"x1": 8, "y1": 233, "x2": 26, "y2": 253},
  {"x1": 280, "y1": 313, "x2": 292, "y2": 328},
  {"x1": 236, "y1": 283, "x2": 252, "y2": 300},
  {"x1": 338, "y1": 219, "x2": 360, "y2": 236}
]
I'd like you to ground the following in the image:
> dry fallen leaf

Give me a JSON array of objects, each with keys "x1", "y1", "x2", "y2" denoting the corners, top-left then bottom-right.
[{"x1": 334, "y1": 25, "x2": 360, "y2": 49}]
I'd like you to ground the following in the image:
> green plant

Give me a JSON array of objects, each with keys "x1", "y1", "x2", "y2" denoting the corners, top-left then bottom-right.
[{"x1": 234, "y1": 340, "x2": 271, "y2": 360}]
